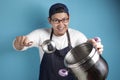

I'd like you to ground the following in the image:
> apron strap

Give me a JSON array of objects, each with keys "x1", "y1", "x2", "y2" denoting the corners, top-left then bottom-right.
[
  {"x1": 66, "y1": 30, "x2": 71, "y2": 47},
  {"x1": 50, "y1": 28, "x2": 53, "y2": 40}
]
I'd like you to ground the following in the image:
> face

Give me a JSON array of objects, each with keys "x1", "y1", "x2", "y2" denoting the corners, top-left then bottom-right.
[{"x1": 48, "y1": 13, "x2": 69, "y2": 36}]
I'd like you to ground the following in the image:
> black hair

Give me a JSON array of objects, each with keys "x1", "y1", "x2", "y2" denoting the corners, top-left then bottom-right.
[{"x1": 49, "y1": 3, "x2": 69, "y2": 18}]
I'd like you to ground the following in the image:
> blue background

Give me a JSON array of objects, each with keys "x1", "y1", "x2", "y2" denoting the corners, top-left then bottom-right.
[{"x1": 0, "y1": 0, "x2": 120, "y2": 80}]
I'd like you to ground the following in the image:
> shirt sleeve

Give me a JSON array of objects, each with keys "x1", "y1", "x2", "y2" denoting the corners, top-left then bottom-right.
[
  {"x1": 13, "y1": 29, "x2": 41, "y2": 51},
  {"x1": 25, "y1": 29, "x2": 41, "y2": 48}
]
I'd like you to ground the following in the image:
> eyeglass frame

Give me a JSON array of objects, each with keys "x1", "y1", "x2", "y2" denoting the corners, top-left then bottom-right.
[{"x1": 50, "y1": 18, "x2": 69, "y2": 24}]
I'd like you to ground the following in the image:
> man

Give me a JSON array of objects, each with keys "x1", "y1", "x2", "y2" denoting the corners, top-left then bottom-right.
[{"x1": 13, "y1": 3, "x2": 103, "y2": 80}]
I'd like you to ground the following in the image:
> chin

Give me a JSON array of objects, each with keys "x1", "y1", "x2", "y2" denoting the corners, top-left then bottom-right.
[
  {"x1": 57, "y1": 33, "x2": 64, "y2": 36},
  {"x1": 56, "y1": 31, "x2": 65, "y2": 36},
  {"x1": 55, "y1": 29, "x2": 68, "y2": 36}
]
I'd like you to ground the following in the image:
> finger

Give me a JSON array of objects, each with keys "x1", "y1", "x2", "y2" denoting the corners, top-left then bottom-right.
[
  {"x1": 16, "y1": 36, "x2": 21, "y2": 43},
  {"x1": 94, "y1": 37, "x2": 101, "y2": 42},
  {"x1": 23, "y1": 37, "x2": 33, "y2": 46},
  {"x1": 87, "y1": 39, "x2": 97, "y2": 47},
  {"x1": 23, "y1": 36, "x2": 28, "y2": 46},
  {"x1": 24, "y1": 41, "x2": 33, "y2": 46},
  {"x1": 17, "y1": 36, "x2": 27, "y2": 46},
  {"x1": 97, "y1": 48, "x2": 103, "y2": 54},
  {"x1": 20, "y1": 36, "x2": 26, "y2": 46},
  {"x1": 15, "y1": 36, "x2": 23, "y2": 45},
  {"x1": 27, "y1": 41, "x2": 33, "y2": 46},
  {"x1": 96, "y1": 42, "x2": 103, "y2": 54}
]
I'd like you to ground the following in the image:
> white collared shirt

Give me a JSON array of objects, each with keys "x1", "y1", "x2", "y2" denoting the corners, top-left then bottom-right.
[{"x1": 14, "y1": 28, "x2": 87, "y2": 61}]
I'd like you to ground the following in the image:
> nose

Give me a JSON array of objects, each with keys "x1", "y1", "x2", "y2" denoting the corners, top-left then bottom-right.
[{"x1": 58, "y1": 21, "x2": 64, "y2": 26}]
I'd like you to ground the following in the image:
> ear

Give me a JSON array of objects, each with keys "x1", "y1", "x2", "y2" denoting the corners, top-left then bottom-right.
[{"x1": 48, "y1": 17, "x2": 51, "y2": 24}]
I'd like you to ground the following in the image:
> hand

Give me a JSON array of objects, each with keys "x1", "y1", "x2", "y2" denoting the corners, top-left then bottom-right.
[
  {"x1": 14, "y1": 36, "x2": 33, "y2": 50},
  {"x1": 87, "y1": 37, "x2": 103, "y2": 54}
]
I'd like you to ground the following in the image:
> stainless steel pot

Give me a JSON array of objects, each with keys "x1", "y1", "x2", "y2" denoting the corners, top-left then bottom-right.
[
  {"x1": 64, "y1": 42, "x2": 108, "y2": 80},
  {"x1": 41, "y1": 40, "x2": 56, "y2": 53}
]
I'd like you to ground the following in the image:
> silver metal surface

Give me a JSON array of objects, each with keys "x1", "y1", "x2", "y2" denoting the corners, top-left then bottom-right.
[
  {"x1": 41, "y1": 40, "x2": 56, "y2": 53},
  {"x1": 64, "y1": 43, "x2": 100, "y2": 80}
]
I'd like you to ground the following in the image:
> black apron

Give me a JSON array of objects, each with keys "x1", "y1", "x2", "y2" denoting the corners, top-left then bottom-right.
[{"x1": 39, "y1": 29, "x2": 76, "y2": 80}]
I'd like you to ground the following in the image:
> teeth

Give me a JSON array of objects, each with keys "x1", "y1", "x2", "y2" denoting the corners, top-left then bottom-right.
[
  {"x1": 59, "y1": 28, "x2": 63, "y2": 30},
  {"x1": 58, "y1": 27, "x2": 63, "y2": 30},
  {"x1": 58, "y1": 29, "x2": 63, "y2": 31}
]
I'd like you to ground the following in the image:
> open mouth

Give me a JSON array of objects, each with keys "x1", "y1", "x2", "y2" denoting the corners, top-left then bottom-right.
[{"x1": 57, "y1": 27, "x2": 65, "y2": 32}]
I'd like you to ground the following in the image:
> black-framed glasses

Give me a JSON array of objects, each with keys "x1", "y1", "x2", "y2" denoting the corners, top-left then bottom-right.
[{"x1": 51, "y1": 18, "x2": 69, "y2": 24}]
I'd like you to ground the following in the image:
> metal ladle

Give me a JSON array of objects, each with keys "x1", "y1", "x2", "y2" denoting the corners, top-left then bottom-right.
[{"x1": 41, "y1": 40, "x2": 56, "y2": 53}]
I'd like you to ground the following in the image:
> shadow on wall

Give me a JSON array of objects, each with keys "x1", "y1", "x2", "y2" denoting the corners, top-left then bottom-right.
[
  {"x1": 24, "y1": 4, "x2": 49, "y2": 29},
  {"x1": 0, "y1": 2, "x2": 46, "y2": 80},
  {"x1": 1, "y1": 3, "x2": 49, "y2": 54}
]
